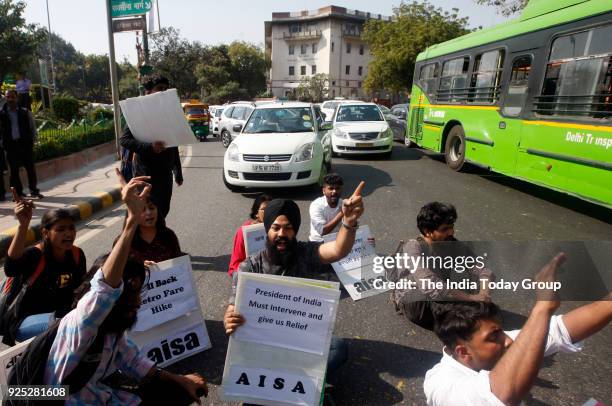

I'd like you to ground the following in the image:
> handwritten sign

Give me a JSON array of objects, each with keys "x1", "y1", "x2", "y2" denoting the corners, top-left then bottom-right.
[
  {"x1": 243, "y1": 223, "x2": 267, "y2": 257},
  {"x1": 0, "y1": 338, "x2": 33, "y2": 387}
]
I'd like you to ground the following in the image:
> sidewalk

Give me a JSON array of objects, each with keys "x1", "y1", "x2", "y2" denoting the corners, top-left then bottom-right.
[{"x1": 0, "y1": 154, "x2": 122, "y2": 258}]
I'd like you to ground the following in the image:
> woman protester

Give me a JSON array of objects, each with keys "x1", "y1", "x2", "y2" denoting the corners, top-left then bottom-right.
[
  {"x1": 2, "y1": 189, "x2": 86, "y2": 344},
  {"x1": 227, "y1": 194, "x2": 272, "y2": 276}
]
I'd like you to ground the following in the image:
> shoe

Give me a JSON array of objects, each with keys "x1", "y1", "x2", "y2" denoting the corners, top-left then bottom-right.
[{"x1": 30, "y1": 192, "x2": 44, "y2": 199}]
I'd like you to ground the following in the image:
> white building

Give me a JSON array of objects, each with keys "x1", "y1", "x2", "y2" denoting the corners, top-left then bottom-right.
[{"x1": 265, "y1": 5, "x2": 392, "y2": 99}]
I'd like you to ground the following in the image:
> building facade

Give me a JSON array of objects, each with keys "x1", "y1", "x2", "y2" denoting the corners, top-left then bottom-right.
[{"x1": 265, "y1": 6, "x2": 392, "y2": 100}]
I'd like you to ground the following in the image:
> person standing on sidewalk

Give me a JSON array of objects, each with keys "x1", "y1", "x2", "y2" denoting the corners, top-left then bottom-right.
[
  {"x1": 15, "y1": 73, "x2": 32, "y2": 111},
  {"x1": 119, "y1": 74, "x2": 183, "y2": 219},
  {"x1": 0, "y1": 89, "x2": 43, "y2": 199}
]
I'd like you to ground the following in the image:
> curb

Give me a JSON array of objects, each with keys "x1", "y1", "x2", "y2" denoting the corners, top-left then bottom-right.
[{"x1": 0, "y1": 187, "x2": 122, "y2": 260}]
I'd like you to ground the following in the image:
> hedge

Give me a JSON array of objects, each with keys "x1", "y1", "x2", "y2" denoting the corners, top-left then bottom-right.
[
  {"x1": 34, "y1": 124, "x2": 115, "y2": 162},
  {"x1": 51, "y1": 96, "x2": 81, "y2": 122}
]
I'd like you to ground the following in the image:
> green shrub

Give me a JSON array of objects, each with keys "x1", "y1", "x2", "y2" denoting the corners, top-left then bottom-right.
[
  {"x1": 34, "y1": 124, "x2": 115, "y2": 162},
  {"x1": 52, "y1": 96, "x2": 80, "y2": 122},
  {"x1": 88, "y1": 107, "x2": 114, "y2": 122}
]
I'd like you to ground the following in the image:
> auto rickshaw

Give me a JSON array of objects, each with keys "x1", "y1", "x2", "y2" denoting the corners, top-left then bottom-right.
[{"x1": 181, "y1": 100, "x2": 209, "y2": 141}]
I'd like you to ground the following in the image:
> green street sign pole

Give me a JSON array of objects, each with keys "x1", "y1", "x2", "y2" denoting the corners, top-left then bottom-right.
[{"x1": 106, "y1": 0, "x2": 122, "y2": 158}]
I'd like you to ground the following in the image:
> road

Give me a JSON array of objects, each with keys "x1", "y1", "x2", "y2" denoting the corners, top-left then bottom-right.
[{"x1": 73, "y1": 139, "x2": 612, "y2": 405}]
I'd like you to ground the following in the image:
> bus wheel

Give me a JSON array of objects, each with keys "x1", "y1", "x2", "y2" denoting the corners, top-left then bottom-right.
[{"x1": 444, "y1": 125, "x2": 466, "y2": 171}]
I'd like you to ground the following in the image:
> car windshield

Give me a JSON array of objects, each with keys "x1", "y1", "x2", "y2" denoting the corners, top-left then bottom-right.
[
  {"x1": 215, "y1": 109, "x2": 223, "y2": 117},
  {"x1": 336, "y1": 105, "x2": 383, "y2": 122},
  {"x1": 322, "y1": 101, "x2": 339, "y2": 110},
  {"x1": 186, "y1": 107, "x2": 207, "y2": 115},
  {"x1": 243, "y1": 107, "x2": 314, "y2": 134}
]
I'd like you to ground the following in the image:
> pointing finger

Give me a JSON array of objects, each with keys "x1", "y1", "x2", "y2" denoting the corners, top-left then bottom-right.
[
  {"x1": 11, "y1": 188, "x2": 20, "y2": 203},
  {"x1": 115, "y1": 168, "x2": 127, "y2": 187},
  {"x1": 351, "y1": 181, "x2": 365, "y2": 198}
]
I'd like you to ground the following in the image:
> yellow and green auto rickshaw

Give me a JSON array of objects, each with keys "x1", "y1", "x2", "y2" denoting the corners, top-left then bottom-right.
[{"x1": 182, "y1": 100, "x2": 209, "y2": 141}]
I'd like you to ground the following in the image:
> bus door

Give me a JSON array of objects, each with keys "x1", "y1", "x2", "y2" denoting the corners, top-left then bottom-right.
[{"x1": 496, "y1": 54, "x2": 533, "y2": 174}]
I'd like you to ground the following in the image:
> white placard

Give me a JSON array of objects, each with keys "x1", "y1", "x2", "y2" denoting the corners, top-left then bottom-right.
[
  {"x1": 132, "y1": 255, "x2": 198, "y2": 331},
  {"x1": 225, "y1": 366, "x2": 317, "y2": 406},
  {"x1": 119, "y1": 88, "x2": 196, "y2": 147},
  {"x1": 243, "y1": 223, "x2": 267, "y2": 256},
  {"x1": 222, "y1": 273, "x2": 340, "y2": 406},
  {"x1": 0, "y1": 338, "x2": 33, "y2": 386},
  {"x1": 322, "y1": 225, "x2": 389, "y2": 300},
  {"x1": 233, "y1": 279, "x2": 337, "y2": 355}
]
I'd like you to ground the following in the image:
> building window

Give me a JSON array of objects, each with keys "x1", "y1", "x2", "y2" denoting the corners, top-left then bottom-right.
[
  {"x1": 358, "y1": 81, "x2": 362, "y2": 87},
  {"x1": 312, "y1": 65, "x2": 317, "y2": 74},
  {"x1": 332, "y1": 89, "x2": 336, "y2": 97},
  {"x1": 312, "y1": 43, "x2": 317, "y2": 53},
  {"x1": 331, "y1": 42, "x2": 335, "y2": 52},
  {"x1": 359, "y1": 44, "x2": 364, "y2": 55},
  {"x1": 332, "y1": 81, "x2": 336, "y2": 86},
  {"x1": 346, "y1": 81, "x2": 349, "y2": 87},
  {"x1": 289, "y1": 66, "x2": 295, "y2": 76},
  {"x1": 346, "y1": 43, "x2": 351, "y2": 54},
  {"x1": 301, "y1": 44, "x2": 307, "y2": 55},
  {"x1": 289, "y1": 24, "x2": 300, "y2": 33},
  {"x1": 301, "y1": 65, "x2": 306, "y2": 75},
  {"x1": 288, "y1": 45, "x2": 294, "y2": 55},
  {"x1": 358, "y1": 66, "x2": 363, "y2": 76},
  {"x1": 345, "y1": 65, "x2": 350, "y2": 75}
]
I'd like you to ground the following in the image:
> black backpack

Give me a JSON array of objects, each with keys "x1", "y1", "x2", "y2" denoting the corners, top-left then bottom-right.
[{"x1": 4, "y1": 321, "x2": 104, "y2": 406}]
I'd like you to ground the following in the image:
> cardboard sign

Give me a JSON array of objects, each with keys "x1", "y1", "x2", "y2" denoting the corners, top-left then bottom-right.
[
  {"x1": 129, "y1": 255, "x2": 211, "y2": 367},
  {"x1": 119, "y1": 89, "x2": 196, "y2": 147},
  {"x1": 222, "y1": 273, "x2": 340, "y2": 406},
  {"x1": 322, "y1": 225, "x2": 388, "y2": 300},
  {"x1": 243, "y1": 223, "x2": 267, "y2": 257},
  {"x1": 0, "y1": 338, "x2": 33, "y2": 386}
]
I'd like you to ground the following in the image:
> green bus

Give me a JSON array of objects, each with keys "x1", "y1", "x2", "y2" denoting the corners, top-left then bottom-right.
[{"x1": 407, "y1": 0, "x2": 611, "y2": 207}]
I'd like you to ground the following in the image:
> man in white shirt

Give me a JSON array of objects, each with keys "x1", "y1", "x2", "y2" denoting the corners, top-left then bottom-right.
[
  {"x1": 424, "y1": 253, "x2": 612, "y2": 406},
  {"x1": 309, "y1": 173, "x2": 344, "y2": 242}
]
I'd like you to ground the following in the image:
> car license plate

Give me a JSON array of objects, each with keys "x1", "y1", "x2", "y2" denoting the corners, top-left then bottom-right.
[
  {"x1": 252, "y1": 163, "x2": 281, "y2": 172},
  {"x1": 356, "y1": 143, "x2": 371, "y2": 148}
]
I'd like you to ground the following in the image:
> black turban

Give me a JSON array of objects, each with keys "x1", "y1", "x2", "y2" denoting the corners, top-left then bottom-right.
[{"x1": 263, "y1": 199, "x2": 301, "y2": 234}]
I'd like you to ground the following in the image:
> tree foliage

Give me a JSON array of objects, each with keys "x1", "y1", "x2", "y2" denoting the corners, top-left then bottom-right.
[
  {"x1": 0, "y1": 0, "x2": 45, "y2": 87},
  {"x1": 473, "y1": 0, "x2": 528, "y2": 17},
  {"x1": 295, "y1": 74, "x2": 329, "y2": 102},
  {"x1": 363, "y1": 1, "x2": 471, "y2": 95}
]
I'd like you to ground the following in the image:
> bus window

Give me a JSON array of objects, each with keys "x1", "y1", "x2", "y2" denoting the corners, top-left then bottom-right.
[
  {"x1": 469, "y1": 50, "x2": 505, "y2": 103},
  {"x1": 535, "y1": 24, "x2": 612, "y2": 120},
  {"x1": 502, "y1": 56, "x2": 532, "y2": 117},
  {"x1": 419, "y1": 63, "x2": 438, "y2": 95},
  {"x1": 438, "y1": 56, "x2": 470, "y2": 103}
]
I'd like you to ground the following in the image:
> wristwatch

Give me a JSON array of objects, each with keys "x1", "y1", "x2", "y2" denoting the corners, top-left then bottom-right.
[{"x1": 341, "y1": 221, "x2": 359, "y2": 231}]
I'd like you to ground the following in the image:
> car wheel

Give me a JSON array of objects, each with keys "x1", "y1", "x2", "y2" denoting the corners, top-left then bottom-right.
[
  {"x1": 404, "y1": 136, "x2": 413, "y2": 148},
  {"x1": 221, "y1": 130, "x2": 232, "y2": 148},
  {"x1": 222, "y1": 169, "x2": 244, "y2": 193},
  {"x1": 444, "y1": 125, "x2": 466, "y2": 171}
]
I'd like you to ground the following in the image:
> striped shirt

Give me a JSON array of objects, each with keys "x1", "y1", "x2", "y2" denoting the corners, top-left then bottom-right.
[{"x1": 44, "y1": 269, "x2": 154, "y2": 405}]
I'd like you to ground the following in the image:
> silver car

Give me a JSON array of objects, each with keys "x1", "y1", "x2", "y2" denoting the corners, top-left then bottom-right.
[{"x1": 218, "y1": 102, "x2": 255, "y2": 148}]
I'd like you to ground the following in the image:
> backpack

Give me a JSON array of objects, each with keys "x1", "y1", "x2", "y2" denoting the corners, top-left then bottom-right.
[
  {"x1": 0, "y1": 244, "x2": 81, "y2": 346},
  {"x1": 4, "y1": 321, "x2": 105, "y2": 406}
]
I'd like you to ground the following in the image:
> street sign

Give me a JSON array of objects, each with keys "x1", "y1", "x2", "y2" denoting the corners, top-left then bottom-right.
[
  {"x1": 112, "y1": 16, "x2": 146, "y2": 33},
  {"x1": 111, "y1": 0, "x2": 152, "y2": 18}
]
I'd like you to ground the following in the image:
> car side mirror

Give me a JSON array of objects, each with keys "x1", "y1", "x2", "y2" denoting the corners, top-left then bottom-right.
[
  {"x1": 320, "y1": 122, "x2": 333, "y2": 131},
  {"x1": 233, "y1": 124, "x2": 243, "y2": 133}
]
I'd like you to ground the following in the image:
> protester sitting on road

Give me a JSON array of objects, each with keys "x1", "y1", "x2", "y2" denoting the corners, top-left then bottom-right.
[
  {"x1": 389, "y1": 202, "x2": 493, "y2": 331},
  {"x1": 223, "y1": 183, "x2": 366, "y2": 378},
  {"x1": 228, "y1": 194, "x2": 272, "y2": 276},
  {"x1": 42, "y1": 170, "x2": 208, "y2": 405},
  {"x1": 424, "y1": 253, "x2": 612, "y2": 406},
  {"x1": 119, "y1": 73, "x2": 183, "y2": 219},
  {"x1": 123, "y1": 195, "x2": 185, "y2": 265},
  {"x1": 309, "y1": 173, "x2": 344, "y2": 242},
  {"x1": 2, "y1": 189, "x2": 86, "y2": 344}
]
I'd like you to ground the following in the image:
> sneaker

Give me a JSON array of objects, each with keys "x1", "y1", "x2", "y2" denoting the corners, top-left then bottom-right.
[{"x1": 30, "y1": 192, "x2": 44, "y2": 199}]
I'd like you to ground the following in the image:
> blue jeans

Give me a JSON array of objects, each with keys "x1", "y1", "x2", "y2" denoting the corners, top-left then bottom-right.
[{"x1": 16, "y1": 312, "x2": 54, "y2": 342}]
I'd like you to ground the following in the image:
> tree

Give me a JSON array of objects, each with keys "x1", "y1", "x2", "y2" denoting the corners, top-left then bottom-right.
[
  {"x1": 118, "y1": 61, "x2": 140, "y2": 99},
  {"x1": 473, "y1": 0, "x2": 528, "y2": 17},
  {"x1": 227, "y1": 41, "x2": 268, "y2": 97},
  {"x1": 296, "y1": 74, "x2": 329, "y2": 102},
  {"x1": 0, "y1": 0, "x2": 44, "y2": 88},
  {"x1": 363, "y1": 1, "x2": 471, "y2": 97}
]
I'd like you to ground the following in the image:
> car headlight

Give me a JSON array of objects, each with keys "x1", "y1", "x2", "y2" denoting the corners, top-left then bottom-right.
[
  {"x1": 227, "y1": 144, "x2": 240, "y2": 162},
  {"x1": 295, "y1": 143, "x2": 314, "y2": 162},
  {"x1": 379, "y1": 128, "x2": 392, "y2": 138},
  {"x1": 334, "y1": 129, "x2": 347, "y2": 139}
]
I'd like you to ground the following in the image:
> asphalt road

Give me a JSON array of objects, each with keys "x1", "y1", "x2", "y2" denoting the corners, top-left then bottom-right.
[{"x1": 73, "y1": 138, "x2": 611, "y2": 405}]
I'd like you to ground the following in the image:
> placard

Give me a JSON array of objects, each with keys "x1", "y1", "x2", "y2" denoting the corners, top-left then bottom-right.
[
  {"x1": 322, "y1": 225, "x2": 387, "y2": 300},
  {"x1": 243, "y1": 223, "x2": 267, "y2": 256},
  {"x1": 119, "y1": 88, "x2": 196, "y2": 147},
  {"x1": 0, "y1": 338, "x2": 33, "y2": 386},
  {"x1": 222, "y1": 273, "x2": 340, "y2": 406}
]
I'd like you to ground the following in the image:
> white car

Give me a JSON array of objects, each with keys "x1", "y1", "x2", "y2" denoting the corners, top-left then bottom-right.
[
  {"x1": 219, "y1": 102, "x2": 255, "y2": 148},
  {"x1": 223, "y1": 102, "x2": 332, "y2": 191},
  {"x1": 320, "y1": 99, "x2": 360, "y2": 121},
  {"x1": 330, "y1": 102, "x2": 393, "y2": 157},
  {"x1": 208, "y1": 105, "x2": 224, "y2": 137}
]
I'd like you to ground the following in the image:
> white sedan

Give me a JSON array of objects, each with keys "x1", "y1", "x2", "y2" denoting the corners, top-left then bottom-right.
[
  {"x1": 330, "y1": 103, "x2": 393, "y2": 157},
  {"x1": 223, "y1": 102, "x2": 332, "y2": 192}
]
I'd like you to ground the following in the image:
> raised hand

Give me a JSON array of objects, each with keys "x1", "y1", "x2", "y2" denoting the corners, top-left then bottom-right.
[
  {"x1": 116, "y1": 168, "x2": 151, "y2": 219},
  {"x1": 12, "y1": 188, "x2": 34, "y2": 227},
  {"x1": 342, "y1": 181, "x2": 365, "y2": 226},
  {"x1": 534, "y1": 252, "x2": 566, "y2": 310}
]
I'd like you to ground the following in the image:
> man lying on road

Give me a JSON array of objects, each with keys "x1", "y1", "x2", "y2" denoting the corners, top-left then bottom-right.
[{"x1": 424, "y1": 253, "x2": 612, "y2": 406}]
